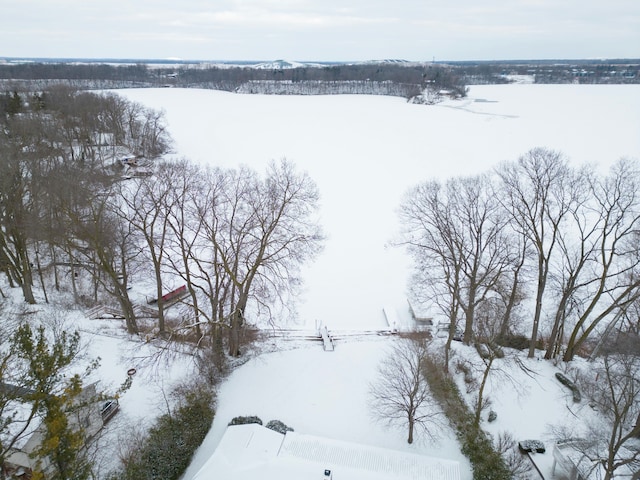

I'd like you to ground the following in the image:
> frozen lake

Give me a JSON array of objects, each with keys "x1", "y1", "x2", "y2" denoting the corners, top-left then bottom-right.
[{"x1": 119, "y1": 84, "x2": 640, "y2": 331}]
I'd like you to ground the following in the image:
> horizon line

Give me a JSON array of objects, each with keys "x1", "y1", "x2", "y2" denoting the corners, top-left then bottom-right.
[{"x1": 1, "y1": 56, "x2": 640, "y2": 65}]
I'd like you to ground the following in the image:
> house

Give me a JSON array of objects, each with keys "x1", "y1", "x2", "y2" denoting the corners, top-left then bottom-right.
[
  {"x1": 192, "y1": 424, "x2": 461, "y2": 480},
  {"x1": 2, "y1": 383, "x2": 117, "y2": 478}
]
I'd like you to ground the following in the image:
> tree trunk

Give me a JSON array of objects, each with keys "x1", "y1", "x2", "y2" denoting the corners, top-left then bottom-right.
[
  {"x1": 70, "y1": 262, "x2": 79, "y2": 303},
  {"x1": 545, "y1": 304, "x2": 566, "y2": 360},
  {"x1": 20, "y1": 274, "x2": 36, "y2": 304},
  {"x1": 407, "y1": 417, "x2": 414, "y2": 444},
  {"x1": 34, "y1": 246, "x2": 48, "y2": 304},
  {"x1": 153, "y1": 261, "x2": 165, "y2": 335},
  {"x1": 463, "y1": 284, "x2": 477, "y2": 345},
  {"x1": 475, "y1": 357, "x2": 493, "y2": 427},
  {"x1": 228, "y1": 295, "x2": 247, "y2": 357},
  {"x1": 529, "y1": 260, "x2": 546, "y2": 358},
  {"x1": 500, "y1": 247, "x2": 526, "y2": 338},
  {"x1": 15, "y1": 236, "x2": 36, "y2": 304},
  {"x1": 228, "y1": 309, "x2": 242, "y2": 357},
  {"x1": 117, "y1": 290, "x2": 139, "y2": 335},
  {"x1": 444, "y1": 303, "x2": 459, "y2": 374},
  {"x1": 112, "y1": 270, "x2": 138, "y2": 335},
  {"x1": 51, "y1": 245, "x2": 60, "y2": 291}
]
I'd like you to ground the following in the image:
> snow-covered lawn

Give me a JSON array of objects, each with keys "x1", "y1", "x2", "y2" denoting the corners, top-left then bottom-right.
[{"x1": 181, "y1": 336, "x2": 605, "y2": 480}]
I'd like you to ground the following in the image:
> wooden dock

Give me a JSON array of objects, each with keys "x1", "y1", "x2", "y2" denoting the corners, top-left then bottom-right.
[{"x1": 320, "y1": 326, "x2": 334, "y2": 352}]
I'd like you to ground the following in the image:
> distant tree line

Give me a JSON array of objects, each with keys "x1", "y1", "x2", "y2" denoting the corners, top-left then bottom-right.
[
  {"x1": 1, "y1": 59, "x2": 637, "y2": 98},
  {"x1": 235, "y1": 79, "x2": 422, "y2": 97},
  {"x1": 0, "y1": 61, "x2": 468, "y2": 98},
  {"x1": 449, "y1": 59, "x2": 640, "y2": 84}
]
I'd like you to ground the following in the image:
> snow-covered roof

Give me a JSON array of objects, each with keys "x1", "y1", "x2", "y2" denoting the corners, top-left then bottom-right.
[{"x1": 191, "y1": 424, "x2": 460, "y2": 480}]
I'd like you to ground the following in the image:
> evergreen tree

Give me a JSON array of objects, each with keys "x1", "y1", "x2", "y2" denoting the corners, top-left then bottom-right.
[{"x1": 1, "y1": 324, "x2": 95, "y2": 479}]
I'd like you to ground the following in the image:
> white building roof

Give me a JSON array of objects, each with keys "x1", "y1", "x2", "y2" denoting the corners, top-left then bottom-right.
[{"x1": 191, "y1": 424, "x2": 460, "y2": 480}]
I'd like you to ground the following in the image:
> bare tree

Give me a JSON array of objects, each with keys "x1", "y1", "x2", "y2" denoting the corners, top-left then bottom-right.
[
  {"x1": 454, "y1": 297, "x2": 533, "y2": 429},
  {"x1": 161, "y1": 160, "x2": 323, "y2": 357},
  {"x1": 0, "y1": 113, "x2": 46, "y2": 304},
  {"x1": 399, "y1": 174, "x2": 512, "y2": 369},
  {"x1": 399, "y1": 178, "x2": 464, "y2": 365},
  {"x1": 497, "y1": 148, "x2": 581, "y2": 358},
  {"x1": 369, "y1": 335, "x2": 441, "y2": 444},
  {"x1": 206, "y1": 160, "x2": 323, "y2": 356},
  {"x1": 560, "y1": 159, "x2": 640, "y2": 361},
  {"x1": 568, "y1": 354, "x2": 640, "y2": 480},
  {"x1": 114, "y1": 163, "x2": 179, "y2": 335},
  {"x1": 494, "y1": 232, "x2": 530, "y2": 340},
  {"x1": 161, "y1": 160, "x2": 207, "y2": 341},
  {"x1": 0, "y1": 86, "x2": 170, "y2": 312},
  {"x1": 494, "y1": 431, "x2": 533, "y2": 478},
  {"x1": 583, "y1": 353, "x2": 640, "y2": 480},
  {"x1": 69, "y1": 192, "x2": 142, "y2": 334}
]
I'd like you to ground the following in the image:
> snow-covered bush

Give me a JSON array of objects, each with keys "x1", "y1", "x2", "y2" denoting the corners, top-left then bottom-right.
[
  {"x1": 408, "y1": 88, "x2": 442, "y2": 105},
  {"x1": 265, "y1": 420, "x2": 294, "y2": 434},
  {"x1": 228, "y1": 415, "x2": 263, "y2": 426}
]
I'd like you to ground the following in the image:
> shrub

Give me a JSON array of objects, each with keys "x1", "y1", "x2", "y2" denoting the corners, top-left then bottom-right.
[
  {"x1": 265, "y1": 420, "x2": 294, "y2": 434},
  {"x1": 495, "y1": 334, "x2": 529, "y2": 350},
  {"x1": 455, "y1": 360, "x2": 475, "y2": 385},
  {"x1": 423, "y1": 352, "x2": 511, "y2": 480},
  {"x1": 228, "y1": 415, "x2": 263, "y2": 426},
  {"x1": 109, "y1": 383, "x2": 215, "y2": 480},
  {"x1": 460, "y1": 428, "x2": 512, "y2": 480}
]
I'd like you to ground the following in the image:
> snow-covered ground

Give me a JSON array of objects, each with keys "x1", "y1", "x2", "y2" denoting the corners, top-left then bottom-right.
[
  {"x1": 4, "y1": 84, "x2": 637, "y2": 479},
  {"x1": 181, "y1": 336, "x2": 604, "y2": 480},
  {"x1": 112, "y1": 85, "x2": 640, "y2": 480},
  {"x1": 111, "y1": 85, "x2": 640, "y2": 480}
]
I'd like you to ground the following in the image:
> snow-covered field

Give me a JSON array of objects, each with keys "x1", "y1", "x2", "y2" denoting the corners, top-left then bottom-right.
[{"x1": 112, "y1": 85, "x2": 640, "y2": 480}]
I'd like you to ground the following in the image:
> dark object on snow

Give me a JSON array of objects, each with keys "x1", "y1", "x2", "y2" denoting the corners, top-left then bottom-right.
[
  {"x1": 518, "y1": 439, "x2": 546, "y2": 453},
  {"x1": 488, "y1": 410, "x2": 497, "y2": 422},
  {"x1": 555, "y1": 372, "x2": 581, "y2": 402},
  {"x1": 228, "y1": 415, "x2": 263, "y2": 426}
]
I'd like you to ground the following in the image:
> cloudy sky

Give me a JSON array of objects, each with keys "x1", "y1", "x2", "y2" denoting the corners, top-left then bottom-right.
[{"x1": 2, "y1": 0, "x2": 639, "y2": 62}]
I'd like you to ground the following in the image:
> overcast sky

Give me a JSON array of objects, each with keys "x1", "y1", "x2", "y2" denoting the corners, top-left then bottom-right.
[{"x1": 2, "y1": 0, "x2": 639, "y2": 62}]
